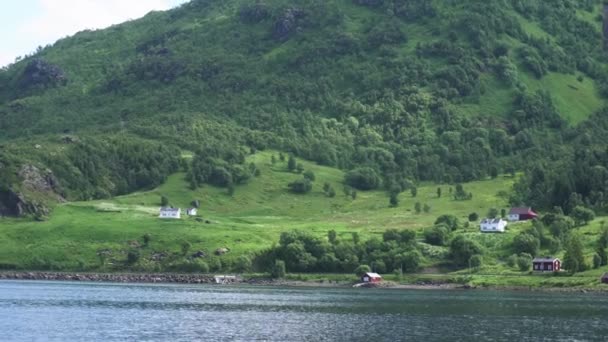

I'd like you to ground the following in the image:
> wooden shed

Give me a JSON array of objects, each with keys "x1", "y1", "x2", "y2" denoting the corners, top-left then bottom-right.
[
  {"x1": 361, "y1": 272, "x2": 382, "y2": 283},
  {"x1": 532, "y1": 257, "x2": 561, "y2": 272}
]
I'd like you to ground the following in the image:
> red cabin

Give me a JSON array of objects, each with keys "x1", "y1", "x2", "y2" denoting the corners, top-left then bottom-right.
[
  {"x1": 532, "y1": 257, "x2": 561, "y2": 272},
  {"x1": 508, "y1": 207, "x2": 539, "y2": 222},
  {"x1": 601, "y1": 273, "x2": 608, "y2": 284},
  {"x1": 361, "y1": 272, "x2": 382, "y2": 283}
]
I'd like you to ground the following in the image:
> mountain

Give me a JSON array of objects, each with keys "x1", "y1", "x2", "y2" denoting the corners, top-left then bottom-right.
[{"x1": 1, "y1": 0, "x2": 608, "y2": 216}]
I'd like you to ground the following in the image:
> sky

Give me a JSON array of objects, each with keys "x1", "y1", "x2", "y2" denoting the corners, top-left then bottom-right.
[{"x1": 0, "y1": 0, "x2": 189, "y2": 67}]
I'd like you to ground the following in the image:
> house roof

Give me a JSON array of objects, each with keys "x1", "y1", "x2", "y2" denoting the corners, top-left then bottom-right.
[
  {"x1": 533, "y1": 257, "x2": 560, "y2": 263},
  {"x1": 481, "y1": 218, "x2": 506, "y2": 224},
  {"x1": 364, "y1": 272, "x2": 382, "y2": 278},
  {"x1": 160, "y1": 207, "x2": 180, "y2": 213},
  {"x1": 509, "y1": 207, "x2": 536, "y2": 215}
]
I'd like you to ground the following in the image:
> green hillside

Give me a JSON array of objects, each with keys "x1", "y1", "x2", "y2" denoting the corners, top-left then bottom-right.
[
  {"x1": 1, "y1": 151, "x2": 607, "y2": 288},
  {"x1": 1, "y1": 0, "x2": 608, "y2": 284}
]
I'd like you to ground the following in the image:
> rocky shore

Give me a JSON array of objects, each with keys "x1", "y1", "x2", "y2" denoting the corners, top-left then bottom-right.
[{"x1": 0, "y1": 272, "x2": 219, "y2": 284}]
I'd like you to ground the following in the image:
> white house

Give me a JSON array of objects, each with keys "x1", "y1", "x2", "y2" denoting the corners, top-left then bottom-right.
[
  {"x1": 186, "y1": 208, "x2": 198, "y2": 216},
  {"x1": 159, "y1": 207, "x2": 181, "y2": 219},
  {"x1": 480, "y1": 218, "x2": 507, "y2": 233}
]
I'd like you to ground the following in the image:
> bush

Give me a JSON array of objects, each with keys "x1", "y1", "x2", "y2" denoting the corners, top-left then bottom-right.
[
  {"x1": 345, "y1": 167, "x2": 381, "y2": 190},
  {"x1": 127, "y1": 250, "x2": 140, "y2": 265},
  {"x1": 593, "y1": 253, "x2": 602, "y2": 269},
  {"x1": 271, "y1": 260, "x2": 286, "y2": 278},
  {"x1": 513, "y1": 233, "x2": 540, "y2": 256},
  {"x1": 288, "y1": 178, "x2": 312, "y2": 194},
  {"x1": 235, "y1": 255, "x2": 252, "y2": 273},
  {"x1": 424, "y1": 225, "x2": 449, "y2": 246},
  {"x1": 435, "y1": 215, "x2": 460, "y2": 231},
  {"x1": 468, "y1": 213, "x2": 479, "y2": 222},
  {"x1": 517, "y1": 254, "x2": 532, "y2": 271},
  {"x1": 571, "y1": 206, "x2": 595, "y2": 226},
  {"x1": 303, "y1": 170, "x2": 315, "y2": 181},
  {"x1": 506, "y1": 254, "x2": 518, "y2": 268},
  {"x1": 469, "y1": 255, "x2": 483, "y2": 269}
]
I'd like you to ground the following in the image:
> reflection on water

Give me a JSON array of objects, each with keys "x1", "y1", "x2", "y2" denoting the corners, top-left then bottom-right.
[{"x1": 1, "y1": 281, "x2": 607, "y2": 341}]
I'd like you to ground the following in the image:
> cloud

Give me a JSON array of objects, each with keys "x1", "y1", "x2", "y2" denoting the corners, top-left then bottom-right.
[{"x1": 0, "y1": 0, "x2": 186, "y2": 66}]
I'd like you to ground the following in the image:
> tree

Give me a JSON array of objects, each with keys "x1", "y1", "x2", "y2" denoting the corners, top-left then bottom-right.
[
  {"x1": 450, "y1": 236, "x2": 483, "y2": 266},
  {"x1": 180, "y1": 240, "x2": 192, "y2": 256},
  {"x1": 328, "y1": 230, "x2": 337, "y2": 244},
  {"x1": 563, "y1": 235, "x2": 587, "y2": 274},
  {"x1": 287, "y1": 154, "x2": 296, "y2": 172},
  {"x1": 227, "y1": 182, "x2": 235, "y2": 196},
  {"x1": 354, "y1": 264, "x2": 371, "y2": 277},
  {"x1": 500, "y1": 208, "x2": 506, "y2": 218},
  {"x1": 271, "y1": 260, "x2": 286, "y2": 278},
  {"x1": 597, "y1": 247, "x2": 608, "y2": 266},
  {"x1": 487, "y1": 208, "x2": 499, "y2": 219},
  {"x1": 288, "y1": 178, "x2": 312, "y2": 194},
  {"x1": 401, "y1": 251, "x2": 421, "y2": 273},
  {"x1": 351, "y1": 190, "x2": 357, "y2": 200},
  {"x1": 160, "y1": 195, "x2": 169, "y2": 207},
  {"x1": 142, "y1": 233, "x2": 151, "y2": 247},
  {"x1": 411, "y1": 187, "x2": 417, "y2": 197},
  {"x1": 414, "y1": 202, "x2": 422, "y2": 214},
  {"x1": 423, "y1": 203, "x2": 431, "y2": 213},
  {"x1": 345, "y1": 167, "x2": 381, "y2": 190},
  {"x1": 468, "y1": 212, "x2": 479, "y2": 222},
  {"x1": 390, "y1": 193, "x2": 399, "y2": 207},
  {"x1": 352, "y1": 232, "x2": 360, "y2": 245},
  {"x1": 303, "y1": 170, "x2": 315, "y2": 181},
  {"x1": 437, "y1": 187, "x2": 442, "y2": 198},
  {"x1": 513, "y1": 233, "x2": 540, "y2": 256},
  {"x1": 279, "y1": 153, "x2": 285, "y2": 162},
  {"x1": 127, "y1": 249, "x2": 140, "y2": 265},
  {"x1": 271, "y1": 155, "x2": 277, "y2": 165},
  {"x1": 571, "y1": 206, "x2": 595, "y2": 226}
]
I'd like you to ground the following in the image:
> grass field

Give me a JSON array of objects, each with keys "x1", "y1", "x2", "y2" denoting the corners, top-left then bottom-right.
[{"x1": 1, "y1": 151, "x2": 607, "y2": 288}]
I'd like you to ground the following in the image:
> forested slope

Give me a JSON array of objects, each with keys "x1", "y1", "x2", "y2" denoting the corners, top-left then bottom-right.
[{"x1": 0, "y1": 0, "x2": 608, "y2": 216}]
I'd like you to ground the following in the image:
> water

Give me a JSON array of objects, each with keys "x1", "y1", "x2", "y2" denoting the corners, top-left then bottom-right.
[{"x1": 1, "y1": 281, "x2": 607, "y2": 341}]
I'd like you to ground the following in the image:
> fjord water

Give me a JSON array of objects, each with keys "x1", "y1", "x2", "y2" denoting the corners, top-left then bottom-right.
[{"x1": 1, "y1": 281, "x2": 607, "y2": 341}]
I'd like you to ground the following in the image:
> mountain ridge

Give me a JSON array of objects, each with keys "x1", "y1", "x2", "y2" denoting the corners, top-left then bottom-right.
[{"x1": 0, "y1": 0, "x2": 607, "y2": 216}]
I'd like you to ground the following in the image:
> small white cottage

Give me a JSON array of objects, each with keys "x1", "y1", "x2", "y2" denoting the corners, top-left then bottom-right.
[
  {"x1": 159, "y1": 207, "x2": 181, "y2": 219},
  {"x1": 186, "y1": 208, "x2": 198, "y2": 216},
  {"x1": 480, "y1": 218, "x2": 507, "y2": 233}
]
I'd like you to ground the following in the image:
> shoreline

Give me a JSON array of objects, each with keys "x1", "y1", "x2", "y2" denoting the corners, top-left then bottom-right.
[{"x1": 1, "y1": 271, "x2": 606, "y2": 293}]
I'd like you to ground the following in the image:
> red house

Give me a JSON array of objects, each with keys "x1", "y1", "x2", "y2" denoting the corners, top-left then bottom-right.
[
  {"x1": 601, "y1": 273, "x2": 608, "y2": 284},
  {"x1": 361, "y1": 272, "x2": 382, "y2": 283},
  {"x1": 532, "y1": 257, "x2": 561, "y2": 272},
  {"x1": 508, "y1": 207, "x2": 538, "y2": 222}
]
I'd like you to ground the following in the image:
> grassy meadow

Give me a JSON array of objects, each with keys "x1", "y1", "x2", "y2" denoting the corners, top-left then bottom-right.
[{"x1": 1, "y1": 151, "x2": 607, "y2": 288}]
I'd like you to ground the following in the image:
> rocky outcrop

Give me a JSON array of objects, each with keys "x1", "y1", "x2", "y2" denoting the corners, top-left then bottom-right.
[
  {"x1": 18, "y1": 165, "x2": 63, "y2": 197},
  {"x1": 272, "y1": 7, "x2": 305, "y2": 41},
  {"x1": 0, "y1": 165, "x2": 64, "y2": 218},
  {"x1": 19, "y1": 58, "x2": 67, "y2": 91}
]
